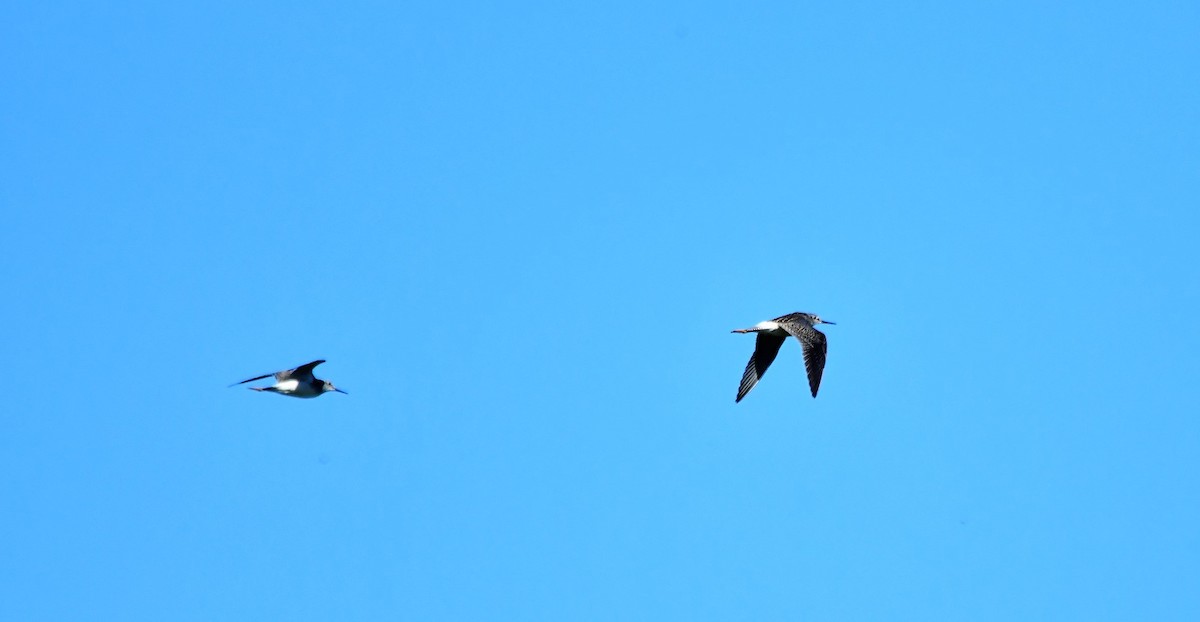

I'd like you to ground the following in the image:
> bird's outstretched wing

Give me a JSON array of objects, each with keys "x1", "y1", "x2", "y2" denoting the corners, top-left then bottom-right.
[
  {"x1": 229, "y1": 372, "x2": 275, "y2": 387},
  {"x1": 780, "y1": 322, "x2": 827, "y2": 397},
  {"x1": 737, "y1": 332, "x2": 787, "y2": 402},
  {"x1": 229, "y1": 359, "x2": 326, "y2": 387},
  {"x1": 284, "y1": 359, "x2": 326, "y2": 382}
]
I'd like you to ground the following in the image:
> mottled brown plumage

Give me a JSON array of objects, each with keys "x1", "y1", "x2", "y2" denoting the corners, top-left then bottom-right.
[{"x1": 732, "y1": 312, "x2": 834, "y2": 402}]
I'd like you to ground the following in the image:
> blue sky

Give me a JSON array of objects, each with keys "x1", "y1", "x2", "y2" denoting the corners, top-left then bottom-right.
[{"x1": 2, "y1": 1, "x2": 1198, "y2": 619}]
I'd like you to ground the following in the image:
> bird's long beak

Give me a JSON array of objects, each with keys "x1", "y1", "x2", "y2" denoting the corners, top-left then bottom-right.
[
  {"x1": 823, "y1": 321, "x2": 836, "y2": 325},
  {"x1": 731, "y1": 328, "x2": 751, "y2": 333},
  {"x1": 335, "y1": 388, "x2": 348, "y2": 394}
]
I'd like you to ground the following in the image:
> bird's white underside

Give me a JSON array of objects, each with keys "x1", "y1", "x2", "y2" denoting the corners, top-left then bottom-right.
[{"x1": 275, "y1": 379, "x2": 300, "y2": 392}]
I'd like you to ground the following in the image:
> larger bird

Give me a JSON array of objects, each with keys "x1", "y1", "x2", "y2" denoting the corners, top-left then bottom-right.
[
  {"x1": 231, "y1": 359, "x2": 347, "y2": 398},
  {"x1": 732, "y1": 312, "x2": 835, "y2": 402}
]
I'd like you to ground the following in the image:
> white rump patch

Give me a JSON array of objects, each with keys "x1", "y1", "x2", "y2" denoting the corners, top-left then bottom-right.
[{"x1": 275, "y1": 379, "x2": 300, "y2": 392}]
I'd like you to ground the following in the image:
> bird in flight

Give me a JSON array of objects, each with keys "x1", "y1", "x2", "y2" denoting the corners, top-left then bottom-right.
[
  {"x1": 731, "y1": 312, "x2": 835, "y2": 402},
  {"x1": 230, "y1": 359, "x2": 347, "y2": 398}
]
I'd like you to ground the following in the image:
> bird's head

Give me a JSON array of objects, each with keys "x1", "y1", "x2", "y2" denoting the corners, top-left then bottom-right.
[
  {"x1": 323, "y1": 381, "x2": 348, "y2": 395},
  {"x1": 807, "y1": 313, "x2": 835, "y2": 325}
]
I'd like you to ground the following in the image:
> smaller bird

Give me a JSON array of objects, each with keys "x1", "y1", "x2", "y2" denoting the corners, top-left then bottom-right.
[
  {"x1": 732, "y1": 312, "x2": 835, "y2": 402},
  {"x1": 231, "y1": 359, "x2": 347, "y2": 398}
]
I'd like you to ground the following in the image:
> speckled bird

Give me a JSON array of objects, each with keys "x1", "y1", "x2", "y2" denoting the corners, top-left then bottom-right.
[
  {"x1": 731, "y1": 312, "x2": 835, "y2": 402},
  {"x1": 230, "y1": 360, "x2": 347, "y2": 398}
]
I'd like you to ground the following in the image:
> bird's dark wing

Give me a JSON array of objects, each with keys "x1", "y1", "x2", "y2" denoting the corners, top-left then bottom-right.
[
  {"x1": 781, "y1": 322, "x2": 827, "y2": 397},
  {"x1": 737, "y1": 332, "x2": 787, "y2": 403},
  {"x1": 282, "y1": 359, "x2": 326, "y2": 382},
  {"x1": 229, "y1": 372, "x2": 275, "y2": 387}
]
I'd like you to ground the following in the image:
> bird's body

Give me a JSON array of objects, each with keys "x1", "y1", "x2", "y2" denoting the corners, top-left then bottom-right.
[
  {"x1": 231, "y1": 360, "x2": 347, "y2": 398},
  {"x1": 732, "y1": 312, "x2": 834, "y2": 402}
]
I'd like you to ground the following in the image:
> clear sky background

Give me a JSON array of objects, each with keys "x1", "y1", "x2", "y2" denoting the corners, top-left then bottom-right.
[{"x1": 2, "y1": 1, "x2": 1198, "y2": 619}]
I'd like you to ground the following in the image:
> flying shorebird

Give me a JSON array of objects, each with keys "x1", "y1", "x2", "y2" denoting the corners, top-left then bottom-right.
[
  {"x1": 230, "y1": 359, "x2": 347, "y2": 398},
  {"x1": 731, "y1": 312, "x2": 835, "y2": 402}
]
